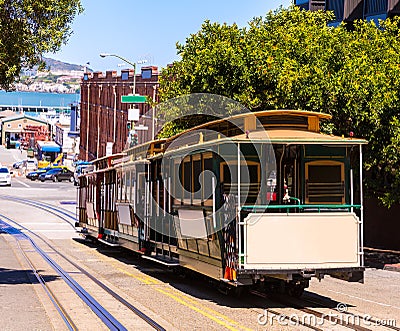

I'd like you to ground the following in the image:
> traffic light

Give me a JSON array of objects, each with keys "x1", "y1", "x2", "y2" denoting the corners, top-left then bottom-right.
[
  {"x1": 127, "y1": 121, "x2": 131, "y2": 130},
  {"x1": 132, "y1": 133, "x2": 138, "y2": 146}
]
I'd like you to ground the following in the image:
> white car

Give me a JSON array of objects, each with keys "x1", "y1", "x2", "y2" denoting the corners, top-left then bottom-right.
[
  {"x1": 26, "y1": 158, "x2": 37, "y2": 171},
  {"x1": 0, "y1": 167, "x2": 11, "y2": 186}
]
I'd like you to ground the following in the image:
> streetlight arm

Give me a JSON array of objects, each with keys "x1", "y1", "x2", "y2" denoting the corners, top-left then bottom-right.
[
  {"x1": 100, "y1": 53, "x2": 137, "y2": 94},
  {"x1": 100, "y1": 53, "x2": 136, "y2": 68}
]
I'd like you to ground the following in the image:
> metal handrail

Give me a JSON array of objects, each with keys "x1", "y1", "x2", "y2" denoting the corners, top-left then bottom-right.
[{"x1": 241, "y1": 204, "x2": 361, "y2": 213}]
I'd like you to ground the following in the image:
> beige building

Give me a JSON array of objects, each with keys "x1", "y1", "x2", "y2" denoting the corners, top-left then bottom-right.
[{"x1": 1, "y1": 114, "x2": 49, "y2": 148}]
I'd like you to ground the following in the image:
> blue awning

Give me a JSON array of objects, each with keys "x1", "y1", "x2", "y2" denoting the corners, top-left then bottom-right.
[{"x1": 41, "y1": 145, "x2": 61, "y2": 153}]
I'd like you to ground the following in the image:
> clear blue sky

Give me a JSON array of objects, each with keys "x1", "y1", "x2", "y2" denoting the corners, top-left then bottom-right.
[{"x1": 47, "y1": 0, "x2": 291, "y2": 73}]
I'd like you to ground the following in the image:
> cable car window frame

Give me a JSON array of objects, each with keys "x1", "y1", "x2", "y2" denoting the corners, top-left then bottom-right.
[
  {"x1": 219, "y1": 160, "x2": 261, "y2": 204},
  {"x1": 305, "y1": 160, "x2": 345, "y2": 204}
]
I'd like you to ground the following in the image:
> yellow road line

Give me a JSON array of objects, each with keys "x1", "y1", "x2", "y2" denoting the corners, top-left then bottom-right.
[
  {"x1": 117, "y1": 268, "x2": 158, "y2": 285},
  {"x1": 82, "y1": 251, "x2": 253, "y2": 330},
  {"x1": 118, "y1": 268, "x2": 252, "y2": 331},
  {"x1": 155, "y1": 287, "x2": 240, "y2": 331}
]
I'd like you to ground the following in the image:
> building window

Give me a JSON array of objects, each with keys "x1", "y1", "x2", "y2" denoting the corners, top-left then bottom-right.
[
  {"x1": 365, "y1": 0, "x2": 387, "y2": 15},
  {"x1": 121, "y1": 71, "x2": 129, "y2": 81},
  {"x1": 141, "y1": 68, "x2": 152, "y2": 79},
  {"x1": 297, "y1": 3, "x2": 310, "y2": 10},
  {"x1": 327, "y1": 0, "x2": 344, "y2": 21}
]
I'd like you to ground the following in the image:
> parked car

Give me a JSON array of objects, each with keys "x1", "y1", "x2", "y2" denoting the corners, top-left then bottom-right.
[
  {"x1": 26, "y1": 166, "x2": 67, "y2": 181},
  {"x1": 0, "y1": 167, "x2": 11, "y2": 186},
  {"x1": 26, "y1": 158, "x2": 38, "y2": 172},
  {"x1": 13, "y1": 160, "x2": 26, "y2": 169},
  {"x1": 26, "y1": 167, "x2": 52, "y2": 181},
  {"x1": 39, "y1": 168, "x2": 74, "y2": 182}
]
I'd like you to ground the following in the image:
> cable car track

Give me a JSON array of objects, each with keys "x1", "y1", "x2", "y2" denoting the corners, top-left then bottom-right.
[
  {"x1": 0, "y1": 195, "x2": 77, "y2": 228},
  {"x1": 0, "y1": 197, "x2": 166, "y2": 331},
  {"x1": 12, "y1": 232, "x2": 78, "y2": 331},
  {"x1": 250, "y1": 290, "x2": 399, "y2": 331},
  {"x1": 0, "y1": 215, "x2": 126, "y2": 331},
  {"x1": 299, "y1": 293, "x2": 400, "y2": 331}
]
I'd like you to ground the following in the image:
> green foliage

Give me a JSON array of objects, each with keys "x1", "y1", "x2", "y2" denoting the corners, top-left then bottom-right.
[
  {"x1": 159, "y1": 20, "x2": 246, "y2": 102},
  {"x1": 0, "y1": 0, "x2": 83, "y2": 90},
  {"x1": 159, "y1": 6, "x2": 400, "y2": 207},
  {"x1": 157, "y1": 120, "x2": 188, "y2": 139}
]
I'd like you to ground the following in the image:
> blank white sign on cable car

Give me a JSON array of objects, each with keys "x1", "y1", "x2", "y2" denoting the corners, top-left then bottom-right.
[
  {"x1": 177, "y1": 209, "x2": 207, "y2": 239},
  {"x1": 243, "y1": 212, "x2": 360, "y2": 269},
  {"x1": 117, "y1": 203, "x2": 131, "y2": 225},
  {"x1": 86, "y1": 202, "x2": 95, "y2": 219}
]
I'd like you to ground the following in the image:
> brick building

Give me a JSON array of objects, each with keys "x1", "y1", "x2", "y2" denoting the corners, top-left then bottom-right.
[
  {"x1": 295, "y1": 0, "x2": 400, "y2": 25},
  {"x1": 79, "y1": 66, "x2": 159, "y2": 160}
]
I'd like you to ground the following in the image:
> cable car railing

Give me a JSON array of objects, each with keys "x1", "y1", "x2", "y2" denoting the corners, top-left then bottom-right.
[{"x1": 241, "y1": 203, "x2": 361, "y2": 213}]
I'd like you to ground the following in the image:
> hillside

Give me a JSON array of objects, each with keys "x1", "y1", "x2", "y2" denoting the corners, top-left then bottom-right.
[
  {"x1": 15, "y1": 57, "x2": 89, "y2": 93},
  {"x1": 43, "y1": 57, "x2": 85, "y2": 72}
]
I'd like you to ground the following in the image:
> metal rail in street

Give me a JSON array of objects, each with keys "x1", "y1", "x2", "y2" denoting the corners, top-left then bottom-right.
[
  {"x1": 0, "y1": 197, "x2": 166, "y2": 331},
  {"x1": 0, "y1": 216, "x2": 126, "y2": 331}
]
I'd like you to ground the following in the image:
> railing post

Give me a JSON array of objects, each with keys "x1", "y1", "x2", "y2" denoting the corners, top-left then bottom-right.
[
  {"x1": 237, "y1": 143, "x2": 242, "y2": 268},
  {"x1": 212, "y1": 176, "x2": 216, "y2": 228},
  {"x1": 359, "y1": 144, "x2": 364, "y2": 267},
  {"x1": 350, "y1": 168, "x2": 354, "y2": 213}
]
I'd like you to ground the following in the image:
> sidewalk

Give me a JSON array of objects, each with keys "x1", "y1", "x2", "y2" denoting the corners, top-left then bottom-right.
[{"x1": 0, "y1": 234, "x2": 53, "y2": 330}]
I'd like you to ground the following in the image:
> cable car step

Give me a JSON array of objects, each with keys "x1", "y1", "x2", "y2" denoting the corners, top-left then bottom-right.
[
  {"x1": 142, "y1": 255, "x2": 180, "y2": 266},
  {"x1": 98, "y1": 238, "x2": 120, "y2": 247}
]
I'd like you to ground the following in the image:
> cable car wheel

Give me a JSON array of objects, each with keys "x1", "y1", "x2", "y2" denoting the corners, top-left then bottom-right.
[{"x1": 285, "y1": 281, "x2": 307, "y2": 298}]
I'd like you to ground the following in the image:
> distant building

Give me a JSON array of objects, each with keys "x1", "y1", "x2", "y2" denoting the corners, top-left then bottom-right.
[
  {"x1": 79, "y1": 66, "x2": 160, "y2": 161},
  {"x1": 55, "y1": 122, "x2": 78, "y2": 156},
  {"x1": 295, "y1": 0, "x2": 400, "y2": 25},
  {"x1": 0, "y1": 114, "x2": 49, "y2": 148}
]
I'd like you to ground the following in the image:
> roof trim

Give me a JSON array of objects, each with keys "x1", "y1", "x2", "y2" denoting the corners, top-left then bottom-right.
[{"x1": 1, "y1": 114, "x2": 48, "y2": 124}]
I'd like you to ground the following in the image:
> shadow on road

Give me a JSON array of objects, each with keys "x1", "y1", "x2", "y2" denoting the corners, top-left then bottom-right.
[{"x1": 0, "y1": 268, "x2": 59, "y2": 285}]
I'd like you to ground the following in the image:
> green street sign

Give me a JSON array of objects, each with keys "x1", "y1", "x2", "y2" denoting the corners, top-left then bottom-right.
[{"x1": 121, "y1": 95, "x2": 147, "y2": 103}]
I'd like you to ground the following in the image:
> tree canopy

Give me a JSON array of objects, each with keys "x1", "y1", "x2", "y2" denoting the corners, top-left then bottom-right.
[
  {"x1": 0, "y1": 0, "x2": 83, "y2": 90},
  {"x1": 159, "y1": 6, "x2": 400, "y2": 207}
]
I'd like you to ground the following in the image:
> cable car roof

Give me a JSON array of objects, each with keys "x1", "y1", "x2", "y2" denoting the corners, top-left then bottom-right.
[{"x1": 238, "y1": 128, "x2": 367, "y2": 145}]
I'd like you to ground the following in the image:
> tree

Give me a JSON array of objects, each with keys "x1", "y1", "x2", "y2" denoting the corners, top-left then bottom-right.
[
  {"x1": 159, "y1": 6, "x2": 400, "y2": 206},
  {"x1": 0, "y1": 0, "x2": 83, "y2": 90},
  {"x1": 159, "y1": 20, "x2": 246, "y2": 101}
]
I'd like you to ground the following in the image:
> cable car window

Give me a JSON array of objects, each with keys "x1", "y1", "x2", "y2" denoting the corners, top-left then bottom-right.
[
  {"x1": 126, "y1": 171, "x2": 132, "y2": 202},
  {"x1": 306, "y1": 161, "x2": 344, "y2": 204},
  {"x1": 308, "y1": 165, "x2": 341, "y2": 183},
  {"x1": 174, "y1": 160, "x2": 182, "y2": 205},
  {"x1": 220, "y1": 161, "x2": 260, "y2": 204},
  {"x1": 193, "y1": 157, "x2": 202, "y2": 203},
  {"x1": 183, "y1": 159, "x2": 191, "y2": 201},
  {"x1": 131, "y1": 167, "x2": 136, "y2": 203},
  {"x1": 203, "y1": 155, "x2": 214, "y2": 206},
  {"x1": 117, "y1": 172, "x2": 122, "y2": 201}
]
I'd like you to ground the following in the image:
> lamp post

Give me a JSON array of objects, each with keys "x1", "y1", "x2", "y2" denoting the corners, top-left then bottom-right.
[
  {"x1": 100, "y1": 53, "x2": 144, "y2": 147},
  {"x1": 99, "y1": 53, "x2": 137, "y2": 95}
]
